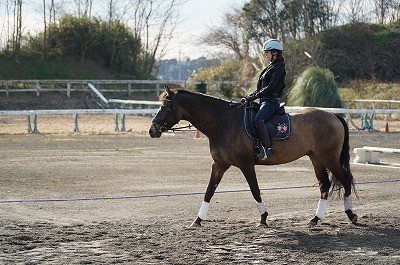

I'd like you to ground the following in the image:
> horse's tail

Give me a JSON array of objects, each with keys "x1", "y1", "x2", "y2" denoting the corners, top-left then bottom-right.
[{"x1": 330, "y1": 114, "x2": 356, "y2": 197}]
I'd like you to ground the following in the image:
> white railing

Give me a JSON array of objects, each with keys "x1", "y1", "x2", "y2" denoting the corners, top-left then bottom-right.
[
  {"x1": 1, "y1": 106, "x2": 399, "y2": 134},
  {"x1": 0, "y1": 108, "x2": 159, "y2": 133},
  {"x1": 1, "y1": 82, "x2": 399, "y2": 133},
  {"x1": 344, "y1": 99, "x2": 400, "y2": 109}
]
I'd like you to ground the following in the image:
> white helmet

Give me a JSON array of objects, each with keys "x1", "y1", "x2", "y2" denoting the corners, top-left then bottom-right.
[{"x1": 262, "y1": 39, "x2": 283, "y2": 52}]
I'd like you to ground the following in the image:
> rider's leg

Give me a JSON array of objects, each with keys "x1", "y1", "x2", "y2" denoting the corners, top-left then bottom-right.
[
  {"x1": 255, "y1": 119, "x2": 273, "y2": 159},
  {"x1": 254, "y1": 99, "x2": 279, "y2": 160}
]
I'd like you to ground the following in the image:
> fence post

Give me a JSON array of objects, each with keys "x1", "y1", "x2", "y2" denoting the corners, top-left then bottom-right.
[
  {"x1": 5, "y1": 83, "x2": 9, "y2": 98},
  {"x1": 121, "y1": 114, "x2": 126, "y2": 132},
  {"x1": 113, "y1": 113, "x2": 126, "y2": 132},
  {"x1": 36, "y1": 81, "x2": 41, "y2": 97},
  {"x1": 127, "y1": 83, "x2": 132, "y2": 97},
  {"x1": 67, "y1": 82, "x2": 71, "y2": 98},
  {"x1": 73, "y1": 113, "x2": 79, "y2": 132},
  {"x1": 27, "y1": 115, "x2": 39, "y2": 133},
  {"x1": 114, "y1": 114, "x2": 119, "y2": 132},
  {"x1": 156, "y1": 82, "x2": 160, "y2": 97},
  {"x1": 27, "y1": 115, "x2": 32, "y2": 133}
]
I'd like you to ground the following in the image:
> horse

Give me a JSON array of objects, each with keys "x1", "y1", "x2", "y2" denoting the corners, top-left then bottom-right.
[{"x1": 148, "y1": 87, "x2": 357, "y2": 227}]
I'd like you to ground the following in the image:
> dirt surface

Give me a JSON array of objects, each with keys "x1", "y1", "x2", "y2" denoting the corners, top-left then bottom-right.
[{"x1": 0, "y1": 116, "x2": 399, "y2": 264}]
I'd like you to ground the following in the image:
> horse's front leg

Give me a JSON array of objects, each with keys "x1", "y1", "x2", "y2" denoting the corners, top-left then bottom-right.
[
  {"x1": 241, "y1": 165, "x2": 269, "y2": 227},
  {"x1": 190, "y1": 161, "x2": 230, "y2": 228}
]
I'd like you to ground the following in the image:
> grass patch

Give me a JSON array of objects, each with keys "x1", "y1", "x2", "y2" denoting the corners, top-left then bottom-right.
[{"x1": 339, "y1": 80, "x2": 400, "y2": 110}]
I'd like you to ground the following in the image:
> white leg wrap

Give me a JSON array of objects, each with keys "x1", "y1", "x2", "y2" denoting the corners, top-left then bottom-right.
[
  {"x1": 316, "y1": 199, "x2": 327, "y2": 219},
  {"x1": 344, "y1": 195, "x2": 353, "y2": 211},
  {"x1": 198, "y1": 201, "x2": 209, "y2": 220},
  {"x1": 256, "y1": 201, "x2": 267, "y2": 215}
]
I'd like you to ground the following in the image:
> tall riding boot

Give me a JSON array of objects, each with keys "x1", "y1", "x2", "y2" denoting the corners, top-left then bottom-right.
[{"x1": 255, "y1": 120, "x2": 273, "y2": 160}]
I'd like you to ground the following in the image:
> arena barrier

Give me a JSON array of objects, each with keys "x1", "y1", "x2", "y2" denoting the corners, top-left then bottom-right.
[
  {"x1": 353, "y1": 146, "x2": 400, "y2": 164},
  {"x1": 1, "y1": 107, "x2": 399, "y2": 134},
  {"x1": 0, "y1": 109, "x2": 158, "y2": 133},
  {"x1": 1, "y1": 83, "x2": 399, "y2": 134}
]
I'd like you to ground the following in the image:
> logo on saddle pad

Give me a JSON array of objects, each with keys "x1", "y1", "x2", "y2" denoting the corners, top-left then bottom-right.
[
  {"x1": 244, "y1": 102, "x2": 291, "y2": 141},
  {"x1": 277, "y1": 123, "x2": 288, "y2": 133}
]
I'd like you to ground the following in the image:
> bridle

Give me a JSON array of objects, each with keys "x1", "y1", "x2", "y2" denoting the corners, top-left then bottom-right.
[
  {"x1": 151, "y1": 95, "x2": 180, "y2": 133},
  {"x1": 152, "y1": 92, "x2": 247, "y2": 133}
]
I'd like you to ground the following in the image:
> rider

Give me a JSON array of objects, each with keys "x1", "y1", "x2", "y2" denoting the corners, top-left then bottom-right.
[{"x1": 242, "y1": 39, "x2": 286, "y2": 160}]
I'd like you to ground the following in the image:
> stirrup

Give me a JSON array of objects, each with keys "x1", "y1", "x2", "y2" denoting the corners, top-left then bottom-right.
[{"x1": 257, "y1": 146, "x2": 273, "y2": 160}]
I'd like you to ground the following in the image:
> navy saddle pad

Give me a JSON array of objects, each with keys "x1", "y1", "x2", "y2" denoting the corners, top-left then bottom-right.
[{"x1": 244, "y1": 102, "x2": 291, "y2": 141}]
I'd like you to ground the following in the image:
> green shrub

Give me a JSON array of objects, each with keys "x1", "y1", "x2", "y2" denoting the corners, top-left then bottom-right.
[
  {"x1": 195, "y1": 82, "x2": 207, "y2": 93},
  {"x1": 287, "y1": 67, "x2": 342, "y2": 108},
  {"x1": 219, "y1": 83, "x2": 234, "y2": 98}
]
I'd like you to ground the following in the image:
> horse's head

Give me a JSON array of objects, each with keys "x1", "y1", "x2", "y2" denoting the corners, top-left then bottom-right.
[{"x1": 149, "y1": 86, "x2": 181, "y2": 138}]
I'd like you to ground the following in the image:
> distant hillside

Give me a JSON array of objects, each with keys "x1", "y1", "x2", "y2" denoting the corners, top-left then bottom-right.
[
  {"x1": 0, "y1": 54, "x2": 116, "y2": 80},
  {"x1": 285, "y1": 21, "x2": 400, "y2": 83}
]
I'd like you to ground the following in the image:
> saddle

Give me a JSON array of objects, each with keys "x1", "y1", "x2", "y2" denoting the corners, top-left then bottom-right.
[{"x1": 244, "y1": 101, "x2": 291, "y2": 141}]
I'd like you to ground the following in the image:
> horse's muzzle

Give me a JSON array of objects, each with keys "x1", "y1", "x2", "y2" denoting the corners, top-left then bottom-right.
[{"x1": 149, "y1": 123, "x2": 162, "y2": 138}]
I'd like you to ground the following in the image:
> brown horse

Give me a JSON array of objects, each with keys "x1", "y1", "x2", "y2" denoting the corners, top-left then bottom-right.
[{"x1": 149, "y1": 87, "x2": 357, "y2": 227}]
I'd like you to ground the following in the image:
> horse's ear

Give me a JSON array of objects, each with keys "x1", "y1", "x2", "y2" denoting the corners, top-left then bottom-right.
[{"x1": 164, "y1": 85, "x2": 175, "y2": 98}]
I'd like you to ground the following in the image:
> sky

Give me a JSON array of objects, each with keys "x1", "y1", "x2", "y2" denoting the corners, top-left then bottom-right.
[{"x1": 165, "y1": 0, "x2": 246, "y2": 59}]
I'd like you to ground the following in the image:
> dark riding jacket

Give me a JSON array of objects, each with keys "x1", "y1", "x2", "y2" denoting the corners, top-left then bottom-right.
[{"x1": 249, "y1": 61, "x2": 286, "y2": 101}]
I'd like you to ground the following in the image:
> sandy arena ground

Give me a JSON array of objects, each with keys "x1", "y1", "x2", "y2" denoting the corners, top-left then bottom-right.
[{"x1": 0, "y1": 115, "x2": 399, "y2": 264}]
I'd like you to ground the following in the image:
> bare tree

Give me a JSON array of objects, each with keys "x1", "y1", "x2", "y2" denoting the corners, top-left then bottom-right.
[
  {"x1": 72, "y1": 0, "x2": 94, "y2": 18},
  {"x1": 344, "y1": 0, "x2": 368, "y2": 23},
  {"x1": 107, "y1": 0, "x2": 114, "y2": 24},
  {"x1": 387, "y1": 0, "x2": 400, "y2": 23},
  {"x1": 203, "y1": 7, "x2": 258, "y2": 87},
  {"x1": 326, "y1": 0, "x2": 344, "y2": 26},
  {"x1": 1, "y1": 0, "x2": 13, "y2": 51},
  {"x1": 11, "y1": 0, "x2": 23, "y2": 57},
  {"x1": 127, "y1": 0, "x2": 186, "y2": 77},
  {"x1": 42, "y1": 0, "x2": 47, "y2": 57},
  {"x1": 373, "y1": 0, "x2": 391, "y2": 24}
]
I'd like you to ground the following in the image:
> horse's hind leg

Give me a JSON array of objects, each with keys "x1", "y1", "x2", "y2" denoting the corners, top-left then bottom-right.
[
  {"x1": 324, "y1": 161, "x2": 358, "y2": 224},
  {"x1": 308, "y1": 154, "x2": 331, "y2": 226},
  {"x1": 190, "y1": 161, "x2": 230, "y2": 228}
]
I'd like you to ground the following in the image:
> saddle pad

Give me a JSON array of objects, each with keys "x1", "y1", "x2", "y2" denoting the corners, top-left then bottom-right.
[{"x1": 244, "y1": 103, "x2": 291, "y2": 141}]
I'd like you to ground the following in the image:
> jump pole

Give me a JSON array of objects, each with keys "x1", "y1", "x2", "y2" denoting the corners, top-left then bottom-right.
[{"x1": 88, "y1": 83, "x2": 109, "y2": 104}]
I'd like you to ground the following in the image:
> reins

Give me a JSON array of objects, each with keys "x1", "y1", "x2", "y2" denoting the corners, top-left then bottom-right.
[{"x1": 169, "y1": 102, "x2": 247, "y2": 132}]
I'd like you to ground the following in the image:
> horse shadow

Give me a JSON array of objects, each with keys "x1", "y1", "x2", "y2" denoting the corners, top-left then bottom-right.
[{"x1": 267, "y1": 220, "x2": 400, "y2": 254}]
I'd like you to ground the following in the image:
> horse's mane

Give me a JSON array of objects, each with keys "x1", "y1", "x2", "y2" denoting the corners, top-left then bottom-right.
[{"x1": 159, "y1": 89, "x2": 234, "y2": 106}]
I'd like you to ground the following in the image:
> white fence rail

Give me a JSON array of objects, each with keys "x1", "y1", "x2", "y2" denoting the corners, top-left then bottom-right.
[
  {"x1": 1, "y1": 106, "x2": 399, "y2": 134},
  {"x1": 0, "y1": 109, "x2": 159, "y2": 133},
  {"x1": 1, "y1": 81, "x2": 399, "y2": 133}
]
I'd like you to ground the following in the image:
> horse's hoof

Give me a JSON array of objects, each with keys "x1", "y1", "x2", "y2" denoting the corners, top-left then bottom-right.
[
  {"x1": 188, "y1": 222, "x2": 201, "y2": 228},
  {"x1": 351, "y1": 214, "x2": 358, "y2": 224},
  {"x1": 345, "y1": 210, "x2": 358, "y2": 224},
  {"x1": 308, "y1": 216, "x2": 319, "y2": 227},
  {"x1": 257, "y1": 222, "x2": 268, "y2": 228},
  {"x1": 307, "y1": 220, "x2": 317, "y2": 227}
]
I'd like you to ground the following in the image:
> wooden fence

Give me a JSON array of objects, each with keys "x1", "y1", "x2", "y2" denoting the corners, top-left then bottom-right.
[{"x1": 0, "y1": 79, "x2": 237, "y2": 98}]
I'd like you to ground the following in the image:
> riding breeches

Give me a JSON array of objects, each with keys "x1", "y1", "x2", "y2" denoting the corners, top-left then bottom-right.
[{"x1": 254, "y1": 98, "x2": 280, "y2": 124}]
